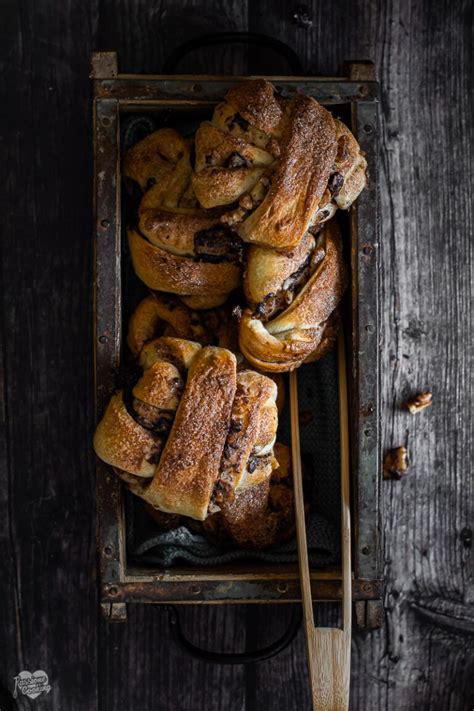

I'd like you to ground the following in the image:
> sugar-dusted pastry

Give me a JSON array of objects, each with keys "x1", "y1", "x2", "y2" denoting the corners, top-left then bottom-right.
[
  {"x1": 192, "y1": 79, "x2": 366, "y2": 250},
  {"x1": 238, "y1": 219, "x2": 347, "y2": 371},
  {"x1": 123, "y1": 127, "x2": 192, "y2": 194},
  {"x1": 93, "y1": 338, "x2": 279, "y2": 521},
  {"x1": 196, "y1": 442, "x2": 296, "y2": 548}
]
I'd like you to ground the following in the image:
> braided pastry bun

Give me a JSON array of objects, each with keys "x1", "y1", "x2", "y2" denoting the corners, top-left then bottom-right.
[
  {"x1": 238, "y1": 219, "x2": 347, "y2": 372},
  {"x1": 93, "y1": 337, "x2": 279, "y2": 520},
  {"x1": 192, "y1": 79, "x2": 366, "y2": 250},
  {"x1": 126, "y1": 292, "x2": 238, "y2": 357},
  {"x1": 125, "y1": 128, "x2": 243, "y2": 308},
  {"x1": 127, "y1": 292, "x2": 285, "y2": 410}
]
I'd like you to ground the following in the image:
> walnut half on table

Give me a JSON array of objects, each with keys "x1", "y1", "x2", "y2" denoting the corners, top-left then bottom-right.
[
  {"x1": 406, "y1": 391, "x2": 433, "y2": 414},
  {"x1": 383, "y1": 446, "x2": 408, "y2": 480}
]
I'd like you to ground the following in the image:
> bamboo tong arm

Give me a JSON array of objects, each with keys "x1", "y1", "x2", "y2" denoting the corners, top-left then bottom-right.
[{"x1": 290, "y1": 334, "x2": 352, "y2": 711}]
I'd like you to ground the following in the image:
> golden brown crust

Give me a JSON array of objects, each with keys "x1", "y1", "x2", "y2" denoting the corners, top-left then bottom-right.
[
  {"x1": 128, "y1": 228, "x2": 241, "y2": 296},
  {"x1": 335, "y1": 155, "x2": 367, "y2": 210},
  {"x1": 238, "y1": 220, "x2": 346, "y2": 371},
  {"x1": 268, "y1": 221, "x2": 346, "y2": 333},
  {"x1": 212, "y1": 101, "x2": 271, "y2": 149},
  {"x1": 238, "y1": 94, "x2": 337, "y2": 249},
  {"x1": 309, "y1": 119, "x2": 367, "y2": 220},
  {"x1": 243, "y1": 233, "x2": 316, "y2": 308},
  {"x1": 127, "y1": 293, "x2": 239, "y2": 360},
  {"x1": 191, "y1": 166, "x2": 265, "y2": 209},
  {"x1": 194, "y1": 121, "x2": 273, "y2": 172},
  {"x1": 123, "y1": 128, "x2": 191, "y2": 192},
  {"x1": 127, "y1": 294, "x2": 210, "y2": 356},
  {"x1": 145, "y1": 347, "x2": 237, "y2": 519},
  {"x1": 192, "y1": 120, "x2": 274, "y2": 209},
  {"x1": 93, "y1": 394, "x2": 159, "y2": 478},
  {"x1": 239, "y1": 320, "x2": 323, "y2": 372},
  {"x1": 224, "y1": 79, "x2": 286, "y2": 136},
  {"x1": 200, "y1": 442, "x2": 295, "y2": 549},
  {"x1": 303, "y1": 310, "x2": 340, "y2": 364},
  {"x1": 138, "y1": 336, "x2": 202, "y2": 372},
  {"x1": 220, "y1": 370, "x2": 278, "y2": 493},
  {"x1": 132, "y1": 361, "x2": 183, "y2": 410},
  {"x1": 139, "y1": 208, "x2": 218, "y2": 257}
]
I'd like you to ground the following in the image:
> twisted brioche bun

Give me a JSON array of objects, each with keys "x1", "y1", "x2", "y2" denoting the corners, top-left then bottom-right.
[
  {"x1": 94, "y1": 338, "x2": 279, "y2": 520},
  {"x1": 191, "y1": 80, "x2": 366, "y2": 251},
  {"x1": 238, "y1": 219, "x2": 347, "y2": 372},
  {"x1": 127, "y1": 292, "x2": 239, "y2": 358},
  {"x1": 124, "y1": 128, "x2": 244, "y2": 306}
]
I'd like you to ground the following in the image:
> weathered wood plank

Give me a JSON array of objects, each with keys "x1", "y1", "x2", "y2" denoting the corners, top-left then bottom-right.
[
  {"x1": 352, "y1": 0, "x2": 474, "y2": 709},
  {"x1": 97, "y1": 0, "x2": 249, "y2": 75},
  {"x1": 99, "y1": 604, "x2": 247, "y2": 710},
  {"x1": 1, "y1": 0, "x2": 100, "y2": 708}
]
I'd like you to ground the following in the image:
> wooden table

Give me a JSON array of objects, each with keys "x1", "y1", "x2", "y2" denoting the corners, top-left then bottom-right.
[{"x1": 2, "y1": 1, "x2": 472, "y2": 709}]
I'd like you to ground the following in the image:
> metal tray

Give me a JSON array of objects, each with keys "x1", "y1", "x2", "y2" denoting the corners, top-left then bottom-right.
[{"x1": 92, "y1": 52, "x2": 381, "y2": 627}]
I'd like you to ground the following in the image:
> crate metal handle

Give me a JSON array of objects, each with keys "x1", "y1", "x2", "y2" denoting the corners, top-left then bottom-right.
[
  {"x1": 166, "y1": 604, "x2": 302, "y2": 664},
  {"x1": 162, "y1": 32, "x2": 305, "y2": 75}
]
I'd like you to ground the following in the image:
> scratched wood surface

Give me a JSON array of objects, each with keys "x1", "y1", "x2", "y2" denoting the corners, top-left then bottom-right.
[{"x1": 1, "y1": 0, "x2": 472, "y2": 709}]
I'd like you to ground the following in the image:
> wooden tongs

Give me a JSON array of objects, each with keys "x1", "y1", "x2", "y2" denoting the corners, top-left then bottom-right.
[{"x1": 289, "y1": 334, "x2": 351, "y2": 710}]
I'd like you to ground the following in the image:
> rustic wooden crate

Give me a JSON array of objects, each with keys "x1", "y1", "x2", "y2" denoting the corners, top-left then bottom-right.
[{"x1": 92, "y1": 52, "x2": 381, "y2": 626}]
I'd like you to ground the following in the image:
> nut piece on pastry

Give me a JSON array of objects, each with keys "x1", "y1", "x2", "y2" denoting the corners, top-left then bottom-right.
[
  {"x1": 238, "y1": 219, "x2": 347, "y2": 372},
  {"x1": 93, "y1": 337, "x2": 280, "y2": 521}
]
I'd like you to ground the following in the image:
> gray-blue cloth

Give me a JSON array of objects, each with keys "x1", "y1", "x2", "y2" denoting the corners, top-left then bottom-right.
[{"x1": 121, "y1": 114, "x2": 341, "y2": 569}]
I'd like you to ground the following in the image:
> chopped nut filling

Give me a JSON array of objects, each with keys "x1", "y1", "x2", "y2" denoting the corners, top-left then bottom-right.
[
  {"x1": 194, "y1": 226, "x2": 243, "y2": 263},
  {"x1": 253, "y1": 255, "x2": 312, "y2": 321}
]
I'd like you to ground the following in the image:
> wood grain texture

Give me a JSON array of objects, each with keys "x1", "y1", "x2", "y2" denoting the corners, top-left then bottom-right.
[
  {"x1": 1, "y1": 0, "x2": 100, "y2": 709},
  {"x1": 99, "y1": 604, "x2": 246, "y2": 711},
  {"x1": 350, "y1": 1, "x2": 473, "y2": 709},
  {"x1": 1, "y1": 0, "x2": 472, "y2": 709}
]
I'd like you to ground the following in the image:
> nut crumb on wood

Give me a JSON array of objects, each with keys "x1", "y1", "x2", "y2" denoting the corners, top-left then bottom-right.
[
  {"x1": 406, "y1": 391, "x2": 433, "y2": 414},
  {"x1": 383, "y1": 446, "x2": 408, "y2": 480}
]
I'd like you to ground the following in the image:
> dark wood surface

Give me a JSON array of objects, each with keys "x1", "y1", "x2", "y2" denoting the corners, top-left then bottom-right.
[{"x1": 1, "y1": 1, "x2": 472, "y2": 709}]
